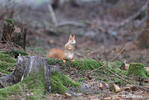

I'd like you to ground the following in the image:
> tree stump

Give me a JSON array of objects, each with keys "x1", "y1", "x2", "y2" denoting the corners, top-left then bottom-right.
[{"x1": 0, "y1": 56, "x2": 60, "y2": 92}]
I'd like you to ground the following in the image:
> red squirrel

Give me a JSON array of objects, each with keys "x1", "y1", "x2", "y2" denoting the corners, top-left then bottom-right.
[{"x1": 47, "y1": 34, "x2": 76, "y2": 62}]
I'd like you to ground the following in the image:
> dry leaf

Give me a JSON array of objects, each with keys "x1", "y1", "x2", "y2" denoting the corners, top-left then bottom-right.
[
  {"x1": 103, "y1": 97, "x2": 111, "y2": 100},
  {"x1": 124, "y1": 63, "x2": 129, "y2": 70},
  {"x1": 145, "y1": 67, "x2": 149, "y2": 72},
  {"x1": 113, "y1": 84, "x2": 121, "y2": 93},
  {"x1": 99, "y1": 83, "x2": 103, "y2": 89},
  {"x1": 65, "y1": 93, "x2": 71, "y2": 98}
]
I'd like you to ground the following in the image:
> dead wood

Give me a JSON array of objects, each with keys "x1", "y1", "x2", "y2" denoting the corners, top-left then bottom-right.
[
  {"x1": 1, "y1": 20, "x2": 27, "y2": 50},
  {"x1": 1, "y1": 21, "x2": 15, "y2": 42}
]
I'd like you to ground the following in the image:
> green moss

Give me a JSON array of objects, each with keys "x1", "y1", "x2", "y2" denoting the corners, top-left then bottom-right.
[
  {"x1": 113, "y1": 68, "x2": 127, "y2": 75},
  {"x1": 51, "y1": 72, "x2": 80, "y2": 94},
  {"x1": 47, "y1": 58, "x2": 102, "y2": 70},
  {"x1": 127, "y1": 63, "x2": 149, "y2": 79},
  {"x1": 112, "y1": 61, "x2": 123, "y2": 68},
  {"x1": 0, "y1": 62, "x2": 15, "y2": 69},
  {"x1": 3, "y1": 50, "x2": 28, "y2": 57},
  {"x1": 0, "y1": 70, "x2": 80, "y2": 99},
  {"x1": 71, "y1": 59, "x2": 101, "y2": 70},
  {"x1": 0, "y1": 71, "x2": 45, "y2": 100},
  {"x1": 47, "y1": 58, "x2": 66, "y2": 67},
  {"x1": 5, "y1": 18, "x2": 14, "y2": 25},
  {"x1": 0, "y1": 53, "x2": 16, "y2": 63},
  {"x1": 0, "y1": 62, "x2": 15, "y2": 74},
  {"x1": 0, "y1": 52, "x2": 16, "y2": 74},
  {"x1": 114, "y1": 77, "x2": 127, "y2": 84}
]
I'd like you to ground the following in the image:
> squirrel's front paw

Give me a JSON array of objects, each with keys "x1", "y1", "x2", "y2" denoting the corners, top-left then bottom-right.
[{"x1": 63, "y1": 59, "x2": 66, "y2": 63}]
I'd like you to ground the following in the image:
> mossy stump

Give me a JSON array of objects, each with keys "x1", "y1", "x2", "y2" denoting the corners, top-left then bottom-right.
[
  {"x1": 127, "y1": 63, "x2": 149, "y2": 85},
  {"x1": 127, "y1": 63, "x2": 148, "y2": 79},
  {"x1": 0, "y1": 55, "x2": 80, "y2": 99}
]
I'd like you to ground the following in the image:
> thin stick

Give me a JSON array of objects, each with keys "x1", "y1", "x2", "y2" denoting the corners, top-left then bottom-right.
[{"x1": 101, "y1": 65, "x2": 132, "y2": 84}]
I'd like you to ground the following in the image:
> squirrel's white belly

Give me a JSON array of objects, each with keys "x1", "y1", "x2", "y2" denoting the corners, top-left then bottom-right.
[{"x1": 65, "y1": 52, "x2": 73, "y2": 59}]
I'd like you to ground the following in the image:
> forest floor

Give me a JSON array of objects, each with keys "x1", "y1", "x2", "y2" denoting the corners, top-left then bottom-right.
[
  {"x1": 1, "y1": 0, "x2": 149, "y2": 99},
  {"x1": 26, "y1": 1, "x2": 149, "y2": 99},
  {"x1": 26, "y1": 30, "x2": 149, "y2": 100}
]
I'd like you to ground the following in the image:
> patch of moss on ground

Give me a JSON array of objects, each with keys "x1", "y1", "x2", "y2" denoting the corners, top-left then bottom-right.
[
  {"x1": 127, "y1": 63, "x2": 149, "y2": 79},
  {"x1": 0, "y1": 53, "x2": 16, "y2": 63},
  {"x1": 0, "y1": 71, "x2": 45, "y2": 100},
  {"x1": 47, "y1": 58, "x2": 102, "y2": 70},
  {"x1": 5, "y1": 18, "x2": 14, "y2": 25},
  {"x1": 0, "y1": 62, "x2": 15, "y2": 74},
  {"x1": 51, "y1": 72, "x2": 80, "y2": 94},
  {"x1": 0, "y1": 52, "x2": 16, "y2": 74},
  {"x1": 47, "y1": 58, "x2": 66, "y2": 67},
  {"x1": 71, "y1": 59, "x2": 101, "y2": 70},
  {"x1": 111, "y1": 61, "x2": 123, "y2": 68},
  {"x1": 48, "y1": 58, "x2": 135, "y2": 85},
  {"x1": 0, "y1": 71, "x2": 80, "y2": 99},
  {"x1": 2, "y1": 50, "x2": 28, "y2": 57},
  {"x1": 113, "y1": 77, "x2": 127, "y2": 84}
]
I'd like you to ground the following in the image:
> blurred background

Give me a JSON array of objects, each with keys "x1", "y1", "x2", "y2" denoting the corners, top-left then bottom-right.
[{"x1": 0, "y1": 0, "x2": 149, "y2": 65}]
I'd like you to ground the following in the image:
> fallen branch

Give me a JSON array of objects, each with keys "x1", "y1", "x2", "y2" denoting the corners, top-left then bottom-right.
[
  {"x1": 102, "y1": 65, "x2": 132, "y2": 84},
  {"x1": 102, "y1": 63, "x2": 149, "y2": 92},
  {"x1": 48, "y1": 4, "x2": 85, "y2": 28},
  {"x1": 48, "y1": 4, "x2": 58, "y2": 26},
  {"x1": 57, "y1": 21, "x2": 85, "y2": 27}
]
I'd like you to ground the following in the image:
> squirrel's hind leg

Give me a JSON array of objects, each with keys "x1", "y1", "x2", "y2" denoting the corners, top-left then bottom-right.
[{"x1": 70, "y1": 57, "x2": 74, "y2": 62}]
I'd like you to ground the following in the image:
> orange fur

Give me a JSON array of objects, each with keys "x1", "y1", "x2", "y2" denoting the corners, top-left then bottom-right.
[{"x1": 47, "y1": 48, "x2": 65, "y2": 59}]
